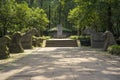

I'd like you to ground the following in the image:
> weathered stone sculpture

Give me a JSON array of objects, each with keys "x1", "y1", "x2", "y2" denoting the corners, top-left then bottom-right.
[
  {"x1": 103, "y1": 31, "x2": 116, "y2": 51},
  {"x1": 9, "y1": 32, "x2": 24, "y2": 53},
  {"x1": 21, "y1": 28, "x2": 39, "y2": 49},
  {"x1": 0, "y1": 35, "x2": 11, "y2": 59}
]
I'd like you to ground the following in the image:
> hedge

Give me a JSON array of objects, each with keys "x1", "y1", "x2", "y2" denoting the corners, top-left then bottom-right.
[{"x1": 108, "y1": 45, "x2": 120, "y2": 56}]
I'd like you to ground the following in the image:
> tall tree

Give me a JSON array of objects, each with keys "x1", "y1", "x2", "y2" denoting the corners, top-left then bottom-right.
[{"x1": 68, "y1": 0, "x2": 120, "y2": 36}]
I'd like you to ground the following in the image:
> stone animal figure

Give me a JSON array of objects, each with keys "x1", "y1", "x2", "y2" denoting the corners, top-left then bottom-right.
[
  {"x1": 21, "y1": 28, "x2": 39, "y2": 49},
  {"x1": 9, "y1": 32, "x2": 24, "y2": 53},
  {"x1": 103, "y1": 31, "x2": 116, "y2": 51},
  {"x1": 0, "y1": 35, "x2": 11, "y2": 59}
]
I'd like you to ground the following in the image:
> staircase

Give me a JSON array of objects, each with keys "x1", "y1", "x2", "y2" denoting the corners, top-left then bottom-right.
[{"x1": 45, "y1": 39, "x2": 78, "y2": 47}]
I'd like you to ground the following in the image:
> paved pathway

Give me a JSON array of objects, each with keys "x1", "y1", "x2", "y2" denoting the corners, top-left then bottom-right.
[{"x1": 0, "y1": 47, "x2": 120, "y2": 80}]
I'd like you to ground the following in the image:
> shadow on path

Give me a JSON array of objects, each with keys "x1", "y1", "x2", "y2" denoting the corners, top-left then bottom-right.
[{"x1": 0, "y1": 47, "x2": 120, "y2": 80}]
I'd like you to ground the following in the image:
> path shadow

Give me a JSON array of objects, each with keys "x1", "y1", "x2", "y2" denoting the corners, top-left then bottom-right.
[{"x1": 0, "y1": 47, "x2": 119, "y2": 80}]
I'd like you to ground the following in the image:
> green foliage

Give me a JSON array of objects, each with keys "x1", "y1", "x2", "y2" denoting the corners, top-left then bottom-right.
[
  {"x1": 108, "y1": 45, "x2": 120, "y2": 56},
  {"x1": 78, "y1": 35, "x2": 91, "y2": 46},
  {"x1": 70, "y1": 35, "x2": 91, "y2": 46},
  {"x1": 34, "y1": 0, "x2": 75, "y2": 30},
  {"x1": 0, "y1": 0, "x2": 49, "y2": 36},
  {"x1": 0, "y1": 0, "x2": 16, "y2": 35},
  {"x1": 69, "y1": 35, "x2": 79, "y2": 40},
  {"x1": 68, "y1": 0, "x2": 120, "y2": 36},
  {"x1": 40, "y1": 36, "x2": 51, "y2": 40},
  {"x1": 78, "y1": 36, "x2": 91, "y2": 41},
  {"x1": 70, "y1": 35, "x2": 90, "y2": 40},
  {"x1": 29, "y1": 8, "x2": 49, "y2": 31}
]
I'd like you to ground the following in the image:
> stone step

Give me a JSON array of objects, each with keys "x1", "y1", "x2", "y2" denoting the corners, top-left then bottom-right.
[{"x1": 46, "y1": 39, "x2": 78, "y2": 47}]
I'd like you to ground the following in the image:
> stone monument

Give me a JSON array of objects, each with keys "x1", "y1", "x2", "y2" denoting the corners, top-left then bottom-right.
[
  {"x1": 0, "y1": 35, "x2": 11, "y2": 59},
  {"x1": 103, "y1": 31, "x2": 116, "y2": 51},
  {"x1": 9, "y1": 32, "x2": 24, "y2": 53},
  {"x1": 57, "y1": 24, "x2": 63, "y2": 38}
]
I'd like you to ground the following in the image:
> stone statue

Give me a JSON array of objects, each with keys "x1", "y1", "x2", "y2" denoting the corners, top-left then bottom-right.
[
  {"x1": 103, "y1": 31, "x2": 116, "y2": 51},
  {"x1": 9, "y1": 32, "x2": 24, "y2": 53},
  {"x1": 0, "y1": 35, "x2": 11, "y2": 59},
  {"x1": 21, "y1": 28, "x2": 39, "y2": 49}
]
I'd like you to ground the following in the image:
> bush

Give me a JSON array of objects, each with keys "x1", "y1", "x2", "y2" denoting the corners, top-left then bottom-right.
[
  {"x1": 108, "y1": 45, "x2": 120, "y2": 56},
  {"x1": 40, "y1": 36, "x2": 51, "y2": 40},
  {"x1": 69, "y1": 35, "x2": 79, "y2": 40},
  {"x1": 78, "y1": 36, "x2": 91, "y2": 41},
  {"x1": 78, "y1": 36, "x2": 91, "y2": 46}
]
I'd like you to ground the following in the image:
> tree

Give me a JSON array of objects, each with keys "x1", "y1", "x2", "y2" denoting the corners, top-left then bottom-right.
[
  {"x1": 28, "y1": 7, "x2": 49, "y2": 35},
  {"x1": 0, "y1": 0, "x2": 16, "y2": 35},
  {"x1": 0, "y1": 0, "x2": 49, "y2": 36},
  {"x1": 68, "y1": 0, "x2": 120, "y2": 37}
]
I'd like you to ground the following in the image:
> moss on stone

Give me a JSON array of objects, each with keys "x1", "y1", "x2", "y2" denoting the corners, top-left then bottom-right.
[
  {"x1": 8, "y1": 32, "x2": 24, "y2": 53},
  {"x1": 0, "y1": 35, "x2": 11, "y2": 59}
]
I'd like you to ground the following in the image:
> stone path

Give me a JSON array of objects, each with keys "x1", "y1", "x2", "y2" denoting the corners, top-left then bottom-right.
[{"x1": 0, "y1": 47, "x2": 120, "y2": 80}]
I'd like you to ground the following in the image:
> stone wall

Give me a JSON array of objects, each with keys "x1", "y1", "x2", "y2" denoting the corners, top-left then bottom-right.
[{"x1": 91, "y1": 32, "x2": 105, "y2": 48}]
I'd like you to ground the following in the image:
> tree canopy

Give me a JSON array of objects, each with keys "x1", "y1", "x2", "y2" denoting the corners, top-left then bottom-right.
[
  {"x1": 68, "y1": 0, "x2": 120, "y2": 36},
  {"x1": 0, "y1": 0, "x2": 49, "y2": 36},
  {"x1": 0, "y1": 0, "x2": 119, "y2": 37}
]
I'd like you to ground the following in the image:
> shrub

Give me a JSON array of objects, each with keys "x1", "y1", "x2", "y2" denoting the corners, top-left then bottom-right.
[
  {"x1": 78, "y1": 36, "x2": 91, "y2": 41},
  {"x1": 40, "y1": 36, "x2": 51, "y2": 40},
  {"x1": 78, "y1": 36, "x2": 91, "y2": 46},
  {"x1": 108, "y1": 45, "x2": 120, "y2": 55},
  {"x1": 69, "y1": 35, "x2": 79, "y2": 40}
]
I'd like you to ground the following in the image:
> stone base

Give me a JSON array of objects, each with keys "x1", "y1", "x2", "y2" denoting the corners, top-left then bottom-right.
[
  {"x1": 22, "y1": 43, "x2": 33, "y2": 49},
  {"x1": 91, "y1": 40, "x2": 104, "y2": 48},
  {"x1": 53, "y1": 35, "x2": 66, "y2": 38},
  {"x1": 9, "y1": 43, "x2": 24, "y2": 53}
]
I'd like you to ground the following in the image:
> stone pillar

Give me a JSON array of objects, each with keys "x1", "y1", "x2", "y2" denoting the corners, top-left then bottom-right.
[
  {"x1": 57, "y1": 24, "x2": 63, "y2": 38},
  {"x1": 91, "y1": 32, "x2": 105, "y2": 48}
]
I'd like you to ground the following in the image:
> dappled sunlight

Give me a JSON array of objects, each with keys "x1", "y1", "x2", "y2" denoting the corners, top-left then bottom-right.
[
  {"x1": 102, "y1": 70, "x2": 120, "y2": 75},
  {"x1": 0, "y1": 66, "x2": 30, "y2": 80},
  {"x1": 37, "y1": 47, "x2": 59, "y2": 52},
  {"x1": 0, "y1": 47, "x2": 120, "y2": 80},
  {"x1": 107, "y1": 67, "x2": 120, "y2": 71}
]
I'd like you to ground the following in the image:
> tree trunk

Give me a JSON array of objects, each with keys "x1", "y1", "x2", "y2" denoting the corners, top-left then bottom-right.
[
  {"x1": 77, "y1": 26, "x2": 80, "y2": 36},
  {"x1": 3, "y1": 20, "x2": 7, "y2": 35},
  {"x1": 48, "y1": 3, "x2": 51, "y2": 29},
  {"x1": 59, "y1": 1, "x2": 61, "y2": 24},
  {"x1": 107, "y1": 4, "x2": 113, "y2": 33}
]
